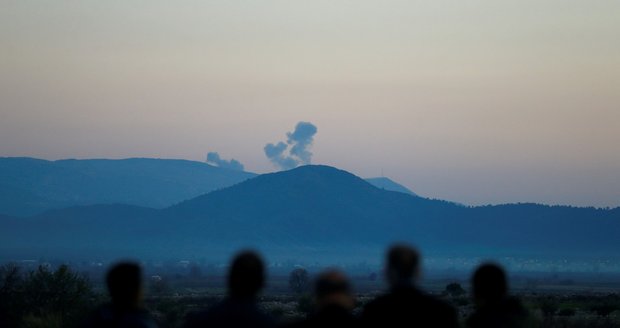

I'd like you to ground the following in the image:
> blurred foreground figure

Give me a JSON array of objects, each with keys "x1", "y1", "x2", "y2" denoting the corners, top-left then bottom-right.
[
  {"x1": 467, "y1": 263, "x2": 531, "y2": 328},
  {"x1": 184, "y1": 250, "x2": 274, "y2": 328},
  {"x1": 361, "y1": 244, "x2": 458, "y2": 328},
  {"x1": 289, "y1": 270, "x2": 357, "y2": 328},
  {"x1": 82, "y1": 262, "x2": 157, "y2": 328}
]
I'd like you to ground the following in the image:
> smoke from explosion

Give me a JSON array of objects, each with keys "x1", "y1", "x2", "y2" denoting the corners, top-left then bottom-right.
[
  {"x1": 264, "y1": 122, "x2": 318, "y2": 170},
  {"x1": 206, "y1": 152, "x2": 245, "y2": 171}
]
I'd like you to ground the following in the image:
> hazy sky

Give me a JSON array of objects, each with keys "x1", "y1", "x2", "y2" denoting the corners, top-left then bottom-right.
[{"x1": 1, "y1": 1, "x2": 619, "y2": 207}]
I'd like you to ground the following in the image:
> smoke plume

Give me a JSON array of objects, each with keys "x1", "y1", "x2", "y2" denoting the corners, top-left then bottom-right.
[
  {"x1": 264, "y1": 121, "x2": 318, "y2": 170},
  {"x1": 206, "y1": 152, "x2": 245, "y2": 171}
]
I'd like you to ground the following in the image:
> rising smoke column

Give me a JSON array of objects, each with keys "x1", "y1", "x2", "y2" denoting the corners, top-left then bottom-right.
[
  {"x1": 206, "y1": 152, "x2": 245, "y2": 171},
  {"x1": 264, "y1": 121, "x2": 318, "y2": 170}
]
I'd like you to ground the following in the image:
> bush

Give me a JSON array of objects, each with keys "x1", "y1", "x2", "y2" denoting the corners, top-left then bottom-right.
[
  {"x1": 0, "y1": 264, "x2": 25, "y2": 327},
  {"x1": 289, "y1": 268, "x2": 310, "y2": 294},
  {"x1": 445, "y1": 282, "x2": 466, "y2": 297},
  {"x1": 1, "y1": 264, "x2": 94, "y2": 328}
]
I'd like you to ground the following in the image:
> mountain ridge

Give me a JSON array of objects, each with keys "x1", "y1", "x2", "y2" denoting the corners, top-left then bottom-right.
[
  {"x1": 0, "y1": 157, "x2": 419, "y2": 216},
  {"x1": 0, "y1": 157, "x2": 257, "y2": 216},
  {"x1": 1, "y1": 164, "x2": 618, "y2": 261}
]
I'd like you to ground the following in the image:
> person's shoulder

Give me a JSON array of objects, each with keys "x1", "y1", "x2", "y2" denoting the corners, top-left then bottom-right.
[
  {"x1": 80, "y1": 304, "x2": 116, "y2": 328},
  {"x1": 183, "y1": 302, "x2": 227, "y2": 326},
  {"x1": 363, "y1": 288, "x2": 423, "y2": 312},
  {"x1": 186, "y1": 299, "x2": 274, "y2": 328},
  {"x1": 465, "y1": 310, "x2": 482, "y2": 328},
  {"x1": 282, "y1": 318, "x2": 311, "y2": 328},
  {"x1": 125, "y1": 309, "x2": 158, "y2": 328},
  {"x1": 361, "y1": 292, "x2": 397, "y2": 321},
  {"x1": 300, "y1": 309, "x2": 357, "y2": 328},
  {"x1": 104, "y1": 308, "x2": 158, "y2": 328},
  {"x1": 419, "y1": 292, "x2": 455, "y2": 310},
  {"x1": 467, "y1": 298, "x2": 533, "y2": 328},
  {"x1": 417, "y1": 292, "x2": 459, "y2": 326},
  {"x1": 82, "y1": 305, "x2": 158, "y2": 328},
  {"x1": 363, "y1": 293, "x2": 393, "y2": 311},
  {"x1": 504, "y1": 296, "x2": 527, "y2": 313}
]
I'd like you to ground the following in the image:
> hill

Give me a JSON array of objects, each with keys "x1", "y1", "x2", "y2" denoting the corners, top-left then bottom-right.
[
  {"x1": 0, "y1": 165, "x2": 618, "y2": 262},
  {"x1": 0, "y1": 157, "x2": 256, "y2": 216},
  {"x1": 0, "y1": 157, "x2": 412, "y2": 216},
  {"x1": 365, "y1": 177, "x2": 417, "y2": 195},
  {"x1": 165, "y1": 165, "x2": 446, "y2": 247}
]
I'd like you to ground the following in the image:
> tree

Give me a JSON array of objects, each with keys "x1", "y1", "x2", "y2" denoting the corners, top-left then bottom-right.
[
  {"x1": 288, "y1": 268, "x2": 310, "y2": 294},
  {"x1": 22, "y1": 265, "x2": 94, "y2": 327},
  {"x1": 445, "y1": 282, "x2": 466, "y2": 297},
  {"x1": 1, "y1": 264, "x2": 94, "y2": 328},
  {"x1": 0, "y1": 264, "x2": 25, "y2": 327}
]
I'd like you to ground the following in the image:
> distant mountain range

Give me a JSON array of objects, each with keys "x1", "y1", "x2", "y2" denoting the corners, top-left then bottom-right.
[
  {"x1": 0, "y1": 157, "x2": 256, "y2": 216},
  {"x1": 0, "y1": 157, "x2": 414, "y2": 216},
  {"x1": 1, "y1": 164, "x2": 618, "y2": 262}
]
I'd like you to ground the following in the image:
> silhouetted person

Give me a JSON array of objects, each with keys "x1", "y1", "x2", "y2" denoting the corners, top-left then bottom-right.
[
  {"x1": 466, "y1": 263, "x2": 530, "y2": 328},
  {"x1": 288, "y1": 270, "x2": 357, "y2": 328},
  {"x1": 361, "y1": 244, "x2": 458, "y2": 328},
  {"x1": 184, "y1": 251, "x2": 274, "y2": 328},
  {"x1": 82, "y1": 262, "x2": 157, "y2": 328}
]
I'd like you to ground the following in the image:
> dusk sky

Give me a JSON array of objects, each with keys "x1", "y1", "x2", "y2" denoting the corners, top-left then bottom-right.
[{"x1": 1, "y1": 1, "x2": 619, "y2": 207}]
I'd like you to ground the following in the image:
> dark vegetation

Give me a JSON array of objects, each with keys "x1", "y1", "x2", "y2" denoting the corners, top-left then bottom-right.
[
  {"x1": 288, "y1": 268, "x2": 310, "y2": 295},
  {"x1": 445, "y1": 282, "x2": 466, "y2": 297},
  {"x1": 0, "y1": 264, "x2": 97, "y2": 328},
  {"x1": 2, "y1": 263, "x2": 620, "y2": 328}
]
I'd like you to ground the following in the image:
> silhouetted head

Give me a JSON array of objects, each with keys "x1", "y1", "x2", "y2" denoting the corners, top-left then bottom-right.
[
  {"x1": 228, "y1": 251, "x2": 265, "y2": 299},
  {"x1": 314, "y1": 270, "x2": 354, "y2": 310},
  {"x1": 386, "y1": 244, "x2": 420, "y2": 288},
  {"x1": 106, "y1": 262, "x2": 143, "y2": 308},
  {"x1": 472, "y1": 263, "x2": 508, "y2": 305}
]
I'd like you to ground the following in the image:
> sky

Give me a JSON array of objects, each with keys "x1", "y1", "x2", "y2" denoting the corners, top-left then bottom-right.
[{"x1": 1, "y1": 1, "x2": 619, "y2": 207}]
